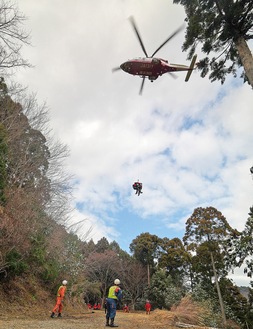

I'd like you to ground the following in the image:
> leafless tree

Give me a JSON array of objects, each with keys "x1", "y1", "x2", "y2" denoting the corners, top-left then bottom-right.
[
  {"x1": 119, "y1": 260, "x2": 147, "y2": 310},
  {"x1": 16, "y1": 92, "x2": 74, "y2": 224},
  {"x1": 0, "y1": 0, "x2": 31, "y2": 77},
  {"x1": 84, "y1": 250, "x2": 121, "y2": 306},
  {"x1": 0, "y1": 88, "x2": 75, "y2": 277}
]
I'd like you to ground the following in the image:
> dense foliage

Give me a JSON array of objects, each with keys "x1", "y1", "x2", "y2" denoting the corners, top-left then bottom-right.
[{"x1": 174, "y1": 0, "x2": 253, "y2": 87}]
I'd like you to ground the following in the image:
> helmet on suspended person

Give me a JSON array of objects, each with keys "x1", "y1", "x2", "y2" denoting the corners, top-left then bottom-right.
[
  {"x1": 114, "y1": 279, "x2": 120, "y2": 285},
  {"x1": 62, "y1": 280, "x2": 68, "y2": 285}
]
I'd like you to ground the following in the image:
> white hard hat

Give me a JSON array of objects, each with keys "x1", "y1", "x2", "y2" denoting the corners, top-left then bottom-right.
[
  {"x1": 62, "y1": 280, "x2": 68, "y2": 285},
  {"x1": 114, "y1": 279, "x2": 120, "y2": 285}
]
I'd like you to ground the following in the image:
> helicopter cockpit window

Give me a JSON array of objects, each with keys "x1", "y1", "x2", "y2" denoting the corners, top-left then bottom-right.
[{"x1": 152, "y1": 58, "x2": 160, "y2": 64}]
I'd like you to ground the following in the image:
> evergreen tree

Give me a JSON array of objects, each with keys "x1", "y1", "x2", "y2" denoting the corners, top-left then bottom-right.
[
  {"x1": 184, "y1": 206, "x2": 239, "y2": 327},
  {"x1": 219, "y1": 278, "x2": 249, "y2": 328},
  {"x1": 145, "y1": 269, "x2": 183, "y2": 309},
  {"x1": 234, "y1": 206, "x2": 253, "y2": 277},
  {"x1": 158, "y1": 237, "x2": 191, "y2": 286},
  {"x1": 184, "y1": 206, "x2": 239, "y2": 280},
  {"x1": 130, "y1": 232, "x2": 160, "y2": 285},
  {"x1": 173, "y1": 0, "x2": 253, "y2": 86},
  {"x1": 95, "y1": 237, "x2": 110, "y2": 253}
]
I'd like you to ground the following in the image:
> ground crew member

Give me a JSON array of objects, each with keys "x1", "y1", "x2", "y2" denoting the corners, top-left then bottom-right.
[
  {"x1": 123, "y1": 304, "x2": 129, "y2": 312},
  {"x1": 105, "y1": 278, "x2": 122, "y2": 327},
  {"x1": 50, "y1": 280, "x2": 68, "y2": 318},
  {"x1": 145, "y1": 300, "x2": 151, "y2": 315}
]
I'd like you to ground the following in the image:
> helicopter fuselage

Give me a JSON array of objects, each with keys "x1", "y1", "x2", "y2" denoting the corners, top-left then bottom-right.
[{"x1": 120, "y1": 57, "x2": 192, "y2": 81}]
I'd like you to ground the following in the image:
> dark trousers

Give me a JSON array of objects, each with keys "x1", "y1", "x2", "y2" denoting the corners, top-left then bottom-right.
[{"x1": 106, "y1": 298, "x2": 117, "y2": 319}]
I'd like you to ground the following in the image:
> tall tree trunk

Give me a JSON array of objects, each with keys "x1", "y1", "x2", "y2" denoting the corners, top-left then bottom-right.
[
  {"x1": 235, "y1": 36, "x2": 253, "y2": 88},
  {"x1": 147, "y1": 263, "x2": 150, "y2": 286},
  {"x1": 210, "y1": 252, "x2": 227, "y2": 329}
]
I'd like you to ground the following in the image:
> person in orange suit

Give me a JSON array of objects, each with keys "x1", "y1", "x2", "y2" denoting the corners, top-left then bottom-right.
[
  {"x1": 145, "y1": 300, "x2": 151, "y2": 315},
  {"x1": 50, "y1": 280, "x2": 68, "y2": 318}
]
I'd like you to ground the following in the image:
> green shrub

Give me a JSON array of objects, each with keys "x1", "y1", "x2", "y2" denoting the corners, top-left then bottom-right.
[
  {"x1": 6, "y1": 249, "x2": 28, "y2": 277},
  {"x1": 40, "y1": 260, "x2": 60, "y2": 282}
]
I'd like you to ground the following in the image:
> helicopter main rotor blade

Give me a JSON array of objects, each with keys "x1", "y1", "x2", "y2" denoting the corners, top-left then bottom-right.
[
  {"x1": 151, "y1": 24, "x2": 185, "y2": 57},
  {"x1": 139, "y1": 77, "x2": 145, "y2": 95},
  {"x1": 168, "y1": 72, "x2": 178, "y2": 79},
  {"x1": 112, "y1": 67, "x2": 122, "y2": 72},
  {"x1": 129, "y1": 16, "x2": 149, "y2": 58}
]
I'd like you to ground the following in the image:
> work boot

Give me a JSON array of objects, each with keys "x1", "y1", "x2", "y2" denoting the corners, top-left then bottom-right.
[
  {"x1": 58, "y1": 313, "x2": 62, "y2": 318},
  {"x1": 50, "y1": 312, "x2": 55, "y2": 318},
  {"x1": 110, "y1": 318, "x2": 118, "y2": 327},
  {"x1": 105, "y1": 317, "x2": 110, "y2": 326}
]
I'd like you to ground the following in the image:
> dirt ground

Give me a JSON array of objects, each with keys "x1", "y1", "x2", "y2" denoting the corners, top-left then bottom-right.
[
  {"x1": 0, "y1": 295, "x2": 220, "y2": 329},
  {"x1": 0, "y1": 277, "x2": 222, "y2": 329},
  {"x1": 0, "y1": 277, "x2": 235, "y2": 329},
  {"x1": 0, "y1": 278, "x2": 184, "y2": 329},
  {"x1": 0, "y1": 309, "x2": 180, "y2": 329}
]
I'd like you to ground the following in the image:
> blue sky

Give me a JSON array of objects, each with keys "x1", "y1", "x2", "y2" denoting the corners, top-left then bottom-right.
[{"x1": 15, "y1": 0, "x2": 253, "y2": 286}]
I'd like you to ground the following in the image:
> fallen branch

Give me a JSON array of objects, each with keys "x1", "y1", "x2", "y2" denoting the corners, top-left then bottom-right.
[{"x1": 175, "y1": 322, "x2": 218, "y2": 329}]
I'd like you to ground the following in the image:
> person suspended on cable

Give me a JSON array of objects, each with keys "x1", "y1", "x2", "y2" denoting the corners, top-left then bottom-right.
[{"x1": 132, "y1": 181, "x2": 143, "y2": 196}]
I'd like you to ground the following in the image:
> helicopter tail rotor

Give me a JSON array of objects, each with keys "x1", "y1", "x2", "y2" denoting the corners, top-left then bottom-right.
[{"x1": 185, "y1": 54, "x2": 197, "y2": 82}]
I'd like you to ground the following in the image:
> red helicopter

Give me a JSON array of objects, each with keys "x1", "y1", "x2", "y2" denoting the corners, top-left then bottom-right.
[{"x1": 113, "y1": 16, "x2": 197, "y2": 95}]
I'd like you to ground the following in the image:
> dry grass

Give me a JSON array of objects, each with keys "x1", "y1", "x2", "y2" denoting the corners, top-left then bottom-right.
[
  {"x1": 170, "y1": 296, "x2": 240, "y2": 329},
  {"x1": 171, "y1": 296, "x2": 210, "y2": 326}
]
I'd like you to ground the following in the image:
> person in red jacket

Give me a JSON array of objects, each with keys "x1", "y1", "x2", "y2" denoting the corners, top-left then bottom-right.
[
  {"x1": 145, "y1": 300, "x2": 151, "y2": 315},
  {"x1": 123, "y1": 304, "x2": 129, "y2": 313},
  {"x1": 132, "y1": 181, "x2": 143, "y2": 196},
  {"x1": 50, "y1": 280, "x2": 68, "y2": 318}
]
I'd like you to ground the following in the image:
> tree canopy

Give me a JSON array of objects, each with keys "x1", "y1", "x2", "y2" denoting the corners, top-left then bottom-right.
[
  {"x1": 174, "y1": 0, "x2": 253, "y2": 87},
  {"x1": 184, "y1": 206, "x2": 239, "y2": 281}
]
